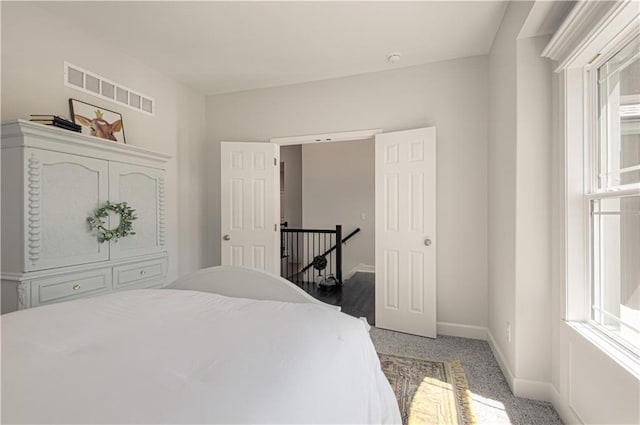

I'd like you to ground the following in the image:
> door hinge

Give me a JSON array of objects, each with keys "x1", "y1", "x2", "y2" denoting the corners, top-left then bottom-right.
[
  {"x1": 274, "y1": 223, "x2": 278, "y2": 231},
  {"x1": 274, "y1": 157, "x2": 277, "y2": 166}
]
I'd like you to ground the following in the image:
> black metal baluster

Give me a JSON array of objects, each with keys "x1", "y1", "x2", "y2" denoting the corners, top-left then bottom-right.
[
  {"x1": 336, "y1": 225, "x2": 342, "y2": 285},
  {"x1": 323, "y1": 232, "x2": 326, "y2": 280},
  {"x1": 330, "y1": 233, "x2": 333, "y2": 278},
  {"x1": 305, "y1": 233, "x2": 311, "y2": 281},
  {"x1": 334, "y1": 233, "x2": 337, "y2": 279},
  {"x1": 289, "y1": 231, "x2": 292, "y2": 283},
  {"x1": 296, "y1": 231, "x2": 300, "y2": 284},
  {"x1": 322, "y1": 234, "x2": 325, "y2": 284}
]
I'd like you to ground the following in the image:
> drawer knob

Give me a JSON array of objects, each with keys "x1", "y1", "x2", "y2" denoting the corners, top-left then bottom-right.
[
  {"x1": 73, "y1": 284, "x2": 81, "y2": 291},
  {"x1": 140, "y1": 270, "x2": 146, "y2": 276}
]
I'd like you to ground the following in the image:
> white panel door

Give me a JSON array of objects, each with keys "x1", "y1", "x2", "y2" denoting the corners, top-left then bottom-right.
[
  {"x1": 375, "y1": 127, "x2": 436, "y2": 338},
  {"x1": 221, "y1": 142, "x2": 280, "y2": 274},
  {"x1": 109, "y1": 163, "x2": 165, "y2": 259},
  {"x1": 24, "y1": 149, "x2": 109, "y2": 271}
]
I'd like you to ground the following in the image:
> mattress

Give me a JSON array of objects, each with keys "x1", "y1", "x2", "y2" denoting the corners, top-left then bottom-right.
[{"x1": 1, "y1": 289, "x2": 401, "y2": 424}]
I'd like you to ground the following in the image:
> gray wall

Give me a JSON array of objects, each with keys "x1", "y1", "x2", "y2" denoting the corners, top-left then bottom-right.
[
  {"x1": 206, "y1": 55, "x2": 489, "y2": 330},
  {"x1": 280, "y1": 145, "x2": 302, "y2": 227},
  {"x1": 302, "y1": 140, "x2": 374, "y2": 275}
]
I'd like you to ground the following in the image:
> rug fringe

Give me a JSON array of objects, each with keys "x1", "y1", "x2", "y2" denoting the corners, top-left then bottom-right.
[{"x1": 449, "y1": 360, "x2": 478, "y2": 425}]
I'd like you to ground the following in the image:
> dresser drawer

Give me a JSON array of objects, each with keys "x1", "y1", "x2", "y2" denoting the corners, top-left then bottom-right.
[
  {"x1": 113, "y1": 259, "x2": 166, "y2": 288},
  {"x1": 31, "y1": 268, "x2": 112, "y2": 306},
  {"x1": 117, "y1": 279, "x2": 166, "y2": 292}
]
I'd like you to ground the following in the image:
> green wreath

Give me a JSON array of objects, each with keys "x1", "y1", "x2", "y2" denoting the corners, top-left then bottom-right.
[{"x1": 87, "y1": 201, "x2": 137, "y2": 243}]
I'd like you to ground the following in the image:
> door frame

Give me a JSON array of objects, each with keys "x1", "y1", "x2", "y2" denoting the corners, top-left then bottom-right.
[
  {"x1": 270, "y1": 129, "x2": 382, "y2": 146},
  {"x1": 269, "y1": 127, "x2": 436, "y2": 336},
  {"x1": 270, "y1": 128, "x2": 382, "y2": 280}
]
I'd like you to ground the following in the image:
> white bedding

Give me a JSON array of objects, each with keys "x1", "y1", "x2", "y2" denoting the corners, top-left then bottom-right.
[{"x1": 2, "y1": 289, "x2": 401, "y2": 424}]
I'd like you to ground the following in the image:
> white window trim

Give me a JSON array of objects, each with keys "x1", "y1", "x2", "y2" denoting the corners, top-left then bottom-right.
[{"x1": 543, "y1": 0, "x2": 640, "y2": 376}]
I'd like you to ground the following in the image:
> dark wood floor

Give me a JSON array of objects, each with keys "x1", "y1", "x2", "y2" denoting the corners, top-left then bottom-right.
[{"x1": 294, "y1": 272, "x2": 375, "y2": 325}]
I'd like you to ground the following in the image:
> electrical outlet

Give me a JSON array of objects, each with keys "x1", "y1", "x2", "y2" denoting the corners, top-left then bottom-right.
[
  {"x1": 507, "y1": 322, "x2": 512, "y2": 343},
  {"x1": 361, "y1": 213, "x2": 366, "y2": 220}
]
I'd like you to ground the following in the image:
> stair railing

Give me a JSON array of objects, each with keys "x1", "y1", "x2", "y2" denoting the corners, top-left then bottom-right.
[{"x1": 280, "y1": 225, "x2": 360, "y2": 285}]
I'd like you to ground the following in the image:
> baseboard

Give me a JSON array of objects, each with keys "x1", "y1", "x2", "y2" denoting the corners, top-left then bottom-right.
[
  {"x1": 359, "y1": 264, "x2": 375, "y2": 273},
  {"x1": 487, "y1": 330, "x2": 516, "y2": 393},
  {"x1": 513, "y1": 377, "x2": 551, "y2": 402},
  {"x1": 487, "y1": 330, "x2": 553, "y2": 402},
  {"x1": 344, "y1": 264, "x2": 360, "y2": 280},
  {"x1": 344, "y1": 263, "x2": 375, "y2": 280},
  {"x1": 549, "y1": 384, "x2": 583, "y2": 424},
  {"x1": 436, "y1": 321, "x2": 488, "y2": 340}
]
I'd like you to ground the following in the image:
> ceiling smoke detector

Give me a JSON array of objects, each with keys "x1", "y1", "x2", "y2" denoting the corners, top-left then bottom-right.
[{"x1": 387, "y1": 52, "x2": 402, "y2": 64}]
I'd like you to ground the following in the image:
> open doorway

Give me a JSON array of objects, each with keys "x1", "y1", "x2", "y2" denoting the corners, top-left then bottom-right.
[
  {"x1": 278, "y1": 138, "x2": 376, "y2": 324},
  {"x1": 221, "y1": 127, "x2": 436, "y2": 337}
]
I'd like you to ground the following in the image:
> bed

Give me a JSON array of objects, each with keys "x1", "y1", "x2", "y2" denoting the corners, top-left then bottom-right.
[{"x1": 2, "y1": 266, "x2": 401, "y2": 424}]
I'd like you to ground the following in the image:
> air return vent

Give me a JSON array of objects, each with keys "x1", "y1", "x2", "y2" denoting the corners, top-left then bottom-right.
[{"x1": 64, "y1": 62, "x2": 154, "y2": 116}]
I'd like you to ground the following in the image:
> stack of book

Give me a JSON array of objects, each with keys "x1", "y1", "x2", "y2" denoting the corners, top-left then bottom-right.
[{"x1": 30, "y1": 115, "x2": 81, "y2": 132}]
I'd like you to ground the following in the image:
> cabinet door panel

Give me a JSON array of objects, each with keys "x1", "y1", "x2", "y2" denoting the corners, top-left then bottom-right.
[
  {"x1": 109, "y1": 163, "x2": 165, "y2": 259},
  {"x1": 25, "y1": 149, "x2": 109, "y2": 271}
]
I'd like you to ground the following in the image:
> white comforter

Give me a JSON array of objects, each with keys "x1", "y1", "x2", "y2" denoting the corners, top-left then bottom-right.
[{"x1": 2, "y1": 289, "x2": 401, "y2": 424}]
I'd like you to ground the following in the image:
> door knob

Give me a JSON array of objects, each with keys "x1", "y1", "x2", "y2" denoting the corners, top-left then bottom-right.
[
  {"x1": 424, "y1": 238, "x2": 432, "y2": 246},
  {"x1": 223, "y1": 234, "x2": 231, "y2": 241}
]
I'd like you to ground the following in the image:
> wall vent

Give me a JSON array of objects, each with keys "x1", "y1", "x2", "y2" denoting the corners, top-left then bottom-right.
[{"x1": 64, "y1": 62, "x2": 155, "y2": 116}]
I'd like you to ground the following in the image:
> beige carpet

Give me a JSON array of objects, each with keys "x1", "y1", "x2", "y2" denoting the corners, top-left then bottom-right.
[{"x1": 379, "y1": 353, "x2": 477, "y2": 425}]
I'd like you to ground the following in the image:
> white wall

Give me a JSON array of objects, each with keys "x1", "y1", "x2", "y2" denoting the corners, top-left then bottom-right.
[
  {"x1": 488, "y1": 0, "x2": 554, "y2": 398},
  {"x1": 175, "y1": 91, "x2": 207, "y2": 277},
  {"x1": 280, "y1": 145, "x2": 302, "y2": 227},
  {"x1": 1, "y1": 2, "x2": 207, "y2": 281},
  {"x1": 488, "y1": 0, "x2": 522, "y2": 374},
  {"x1": 302, "y1": 140, "x2": 374, "y2": 274},
  {"x1": 206, "y1": 55, "x2": 489, "y2": 332},
  {"x1": 514, "y1": 33, "x2": 552, "y2": 388}
]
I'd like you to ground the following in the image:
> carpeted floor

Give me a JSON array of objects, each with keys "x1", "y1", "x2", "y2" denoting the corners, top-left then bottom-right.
[{"x1": 370, "y1": 328, "x2": 564, "y2": 425}]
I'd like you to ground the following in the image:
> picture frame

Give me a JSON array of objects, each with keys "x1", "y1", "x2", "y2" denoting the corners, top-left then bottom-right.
[{"x1": 69, "y1": 98, "x2": 126, "y2": 144}]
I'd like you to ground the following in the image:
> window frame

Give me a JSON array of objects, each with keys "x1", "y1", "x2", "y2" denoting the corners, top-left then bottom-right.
[
  {"x1": 547, "y1": 1, "x2": 640, "y2": 374},
  {"x1": 584, "y1": 29, "x2": 640, "y2": 357}
]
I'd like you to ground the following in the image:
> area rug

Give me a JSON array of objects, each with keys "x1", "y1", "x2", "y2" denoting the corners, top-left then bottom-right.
[{"x1": 378, "y1": 353, "x2": 477, "y2": 425}]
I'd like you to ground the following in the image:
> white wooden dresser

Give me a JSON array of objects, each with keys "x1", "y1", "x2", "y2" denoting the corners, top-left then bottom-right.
[{"x1": 1, "y1": 120, "x2": 170, "y2": 313}]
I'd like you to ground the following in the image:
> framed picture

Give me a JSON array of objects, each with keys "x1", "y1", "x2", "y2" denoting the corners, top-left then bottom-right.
[{"x1": 69, "y1": 98, "x2": 126, "y2": 144}]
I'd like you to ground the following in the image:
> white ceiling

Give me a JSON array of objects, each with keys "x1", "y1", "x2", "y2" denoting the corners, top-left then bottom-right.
[{"x1": 34, "y1": 1, "x2": 508, "y2": 95}]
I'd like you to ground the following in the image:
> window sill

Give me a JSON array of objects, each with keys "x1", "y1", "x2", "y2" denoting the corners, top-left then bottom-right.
[{"x1": 567, "y1": 321, "x2": 640, "y2": 379}]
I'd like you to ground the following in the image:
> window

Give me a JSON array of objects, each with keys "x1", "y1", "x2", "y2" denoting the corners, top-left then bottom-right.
[{"x1": 589, "y1": 34, "x2": 640, "y2": 354}]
